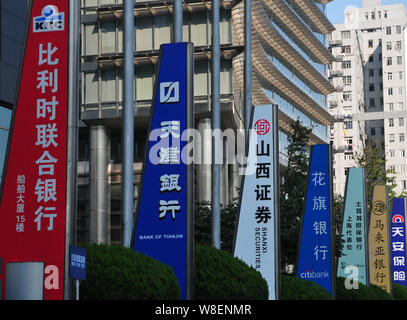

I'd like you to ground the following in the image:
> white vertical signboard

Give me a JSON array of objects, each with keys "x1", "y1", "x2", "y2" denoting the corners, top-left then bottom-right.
[{"x1": 233, "y1": 104, "x2": 279, "y2": 300}]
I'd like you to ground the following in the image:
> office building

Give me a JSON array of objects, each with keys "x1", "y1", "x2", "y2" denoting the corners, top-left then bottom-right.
[
  {"x1": 0, "y1": 0, "x2": 336, "y2": 245},
  {"x1": 328, "y1": 0, "x2": 407, "y2": 196}
]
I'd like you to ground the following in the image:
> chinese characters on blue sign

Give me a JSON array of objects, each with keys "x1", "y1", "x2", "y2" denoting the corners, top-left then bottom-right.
[
  {"x1": 296, "y1": 144, "x2": 334, "y2": 296},
  {"x1": 132, "y1": 43, "x2": 193, "y2": 300},
  {"x1": 391, "y1": 198, "x2": 407, "y2": 286},
  {"x1": 69, "y1": 245, "x2": 86, "y2": 280}
]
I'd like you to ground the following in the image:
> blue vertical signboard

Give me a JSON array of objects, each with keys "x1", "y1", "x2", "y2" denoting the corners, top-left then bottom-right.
[
  {"x1": 132, "y1": 43, "x2": 194, "y2": 300},
  {"x1": 296, "y1": 144, "x2": 335, "y2": 298},
  {"x1": 337, "y1": 168, "x2": 368, "y2": 285},
  {"x1": 391, "y1": 198, "x2": 407, "y2": 287}
]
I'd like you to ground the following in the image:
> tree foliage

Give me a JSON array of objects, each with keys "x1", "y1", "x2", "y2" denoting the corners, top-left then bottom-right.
[
  {"x1": 280, "y1": 120, "x2": 312, "y2": 268},
  {"x1": 353, "y1": 138, "x2": 396, "y2": 210},
  {"x1": 194, "y1": 198, "x2": 239, "y2": 254},
  {"x1": 194, "y1": 244, "x2": 268, "y2": 300}
]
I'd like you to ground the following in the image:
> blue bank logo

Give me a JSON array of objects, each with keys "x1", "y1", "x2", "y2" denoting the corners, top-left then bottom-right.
[
  {"x1": 33, "y1": 5, "x2": 65, "y2": 33},
  {"x1": 160, "y1": 81, "x2": 179, "y2": 103}
]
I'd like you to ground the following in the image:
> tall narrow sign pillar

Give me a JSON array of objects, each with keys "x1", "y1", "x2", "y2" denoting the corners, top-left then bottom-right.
[
  {"x1": 296, "y1": 144, "x2": 335, "y2": 298},
  {"x1": 368, "y1": 185, "x2": 391, "y2": 294},
  {"x1": 390, "y1": 198, "x2": 407, "y2": 287},
  {"x1": 234, "y1": 104, "x2": 280, "y2": 300},
  {"x1": 132, "y1": 43, "x2": 194, "y2": 300},
  {"x1": 337, "y1": 167, "x2": 369, "y2": 286},
  {"x1": 0, "y1": 1, "x2": 69, "y2": 300}
]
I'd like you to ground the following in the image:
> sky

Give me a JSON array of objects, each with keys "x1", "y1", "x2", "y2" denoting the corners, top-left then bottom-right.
[{"x1": 326, "y1": 0, "x2": 406, "y2": 24}]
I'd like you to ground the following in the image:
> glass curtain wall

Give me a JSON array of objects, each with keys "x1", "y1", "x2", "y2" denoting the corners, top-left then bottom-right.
[{"x1": 0, "y1": 106, "x2": 12, "y2": 183}]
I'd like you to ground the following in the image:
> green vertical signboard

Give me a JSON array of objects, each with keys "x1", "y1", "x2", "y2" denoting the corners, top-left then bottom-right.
[{"x1": 337, "y1": 168, "x2": 369, "y2": 286}]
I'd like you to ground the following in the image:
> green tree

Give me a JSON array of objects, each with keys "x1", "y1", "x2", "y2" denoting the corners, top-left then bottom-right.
[
  {"x1": 194, "y1": 198, "x2": 239, "y2": 254},
  {"x1": 280, "y1": 120, "x2": 311, "y2": 268},
  {"x1": 353, "y1": 138, "x2": 396, "y2": 211}
]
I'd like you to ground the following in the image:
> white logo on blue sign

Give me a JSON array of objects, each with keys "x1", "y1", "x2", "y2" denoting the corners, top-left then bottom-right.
[
  {"x1": 160, "y1": 82, "x2": 179, "y2": 103},
  {"x1": 33, "y1": 5, "x2": 65, "y2": 33}
]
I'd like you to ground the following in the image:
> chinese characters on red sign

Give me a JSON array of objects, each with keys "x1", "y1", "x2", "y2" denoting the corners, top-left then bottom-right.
[{"x1": 0, "y1": 1, "x2": 68, "y2": 300}]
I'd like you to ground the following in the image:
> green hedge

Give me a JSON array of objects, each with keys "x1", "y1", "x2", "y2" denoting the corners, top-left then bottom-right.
[
  {"x1": 80, "y1": 243, "x2": 268, "y2": 300},
  {"x1": 336, "y1": 277, "x2": 393, "y2": 300},
  {"x1": 392, "y1": 283, "x2": 407, "y2": 300},
  {"x1": 80, "y1": 244, "x2": 181, "y2": 300},
  {"x1": 281, "y1": 274, "x2": 331, "y2": 300},
  {"x1": 194, "y1": 244, "x2": 268, "y2": 300}
]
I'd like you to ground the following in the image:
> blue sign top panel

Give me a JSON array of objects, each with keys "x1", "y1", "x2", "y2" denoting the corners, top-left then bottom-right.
[
  {"x1": 391, "y1": 198, "x2": 407, "y2": 286},
  {"x1": 296, "y1": 144, "x2": 333, "y2": 296},
  {"x1": 337, "y1": 168, "x2": 368, "y2": 285},
  {"x1": 132, "y1": 43, "x2": 189, "y2": 300},
  {"x1": 69, "y1": 245, "x2": 86, "y2": 280}
]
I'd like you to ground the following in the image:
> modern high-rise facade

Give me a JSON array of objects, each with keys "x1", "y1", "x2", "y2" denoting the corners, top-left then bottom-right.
[
  {"x1": 0, "y1": 0, "x2": 336, "y2": 246},
  {"x1": 0, "y1": 0, "x2": 28, "y2": 183},
  {"x1": 77, "y1": 0, "x2": 336, "y2": 245},
  {"x1": 328, "y1": 0, "x2": 407, "y2": 197}
]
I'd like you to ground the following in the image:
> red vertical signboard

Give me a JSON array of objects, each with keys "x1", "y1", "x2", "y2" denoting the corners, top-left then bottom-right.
[{"x1": 0, "y1": 1, "x2": 68, "y2": 300}]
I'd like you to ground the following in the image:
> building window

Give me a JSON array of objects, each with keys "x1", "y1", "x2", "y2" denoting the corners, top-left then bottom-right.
[
  {"x1": 342, "y1": 61, "x2": 352, "y2": 69},
  {"x1": 341, "y1": 45, "x2": 351, "y2": 54},
  {"x1": 390, "y1": 149, "x2": 395, "y2": 158},
  {"x1": 397, "y1": 56, "x2": 403, "y2": 65},
  {"x1": 390, "y1": 134, "x2": 395, "y2": 142},
  {"x1": 341, "y1": 30, "x2": 351, "y2": 39},
  {"x1": 389, "y1": 118, "x2": 394, "y2": 127},
  {"x1": 343, "y1": 76, "x2": 352, "y2": 85},
  {"x1": 369, "y1": 98, "x2": 376, "y2": 107},
  {"x1": 388, "y1": 87, "x2": 393, "y2": 95},
  {"x1": 344, "y1": 121, "x2": 353, "y2": 129},
  {"x1": 396, "y1": 41, "x2": 402, "y2": 51},
  {"x1": 396, "y1": 26, "x2": 402, "y2": 34},
  {"x1": 399, "y1": 102, "x2": 405, "y2": 111},
  {"x1": 369, "y1": 83, "x2": 375, "y2": 92},
  {"x1": 386, "y1": 26, "x2": 391, "y2": 35},
  {"x1": 387, "y1": 57, "x2": 392, "y2": 65},
  {"x1": 368, "y1": 40, "x2": 374, "y2": 48},
  {"x1": 386, "y1": 42, "x2": 392, "y2": 50},
  {"x1": 343, "y1": 92, "x2": 352, "y2": 102},
  {"x1": 388, "y1": 72, "x2": 393, "y2": 80},
  {"x1": 369, "y1": 69, "x2": 374, "y2": 77},
  {"x1": 400, "y1": 72, "x2": 404, "y2": 80},
  {"x1": 401, "y1": 149, "x2": 406, "y2": 157},
  {"x1": 400, "y1": 133, "x2": 405, "y2": 142},
  {"x1": 368, "y1": 55, "x2": 374, "y2": 63},
  {"x1": 388, "y1": 103, "x2": 394, "y2": 111},
  {"x1": 399, "y1": 118, "x2": 404, "y2": 126},
  {"x1": 371, "y1": 127, "x2": 376, "y2": 136}
]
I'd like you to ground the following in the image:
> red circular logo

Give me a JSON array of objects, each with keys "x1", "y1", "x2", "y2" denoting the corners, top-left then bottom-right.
[{"x1": 254, "y1": 119, "x2": 271, "y2": 135}]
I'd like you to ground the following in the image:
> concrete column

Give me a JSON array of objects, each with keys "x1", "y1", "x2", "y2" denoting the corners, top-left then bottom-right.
[
  {"x1": 196, "y1": 118, "x2": 212, "y2": 203},
  {"x1": 89, "y1": 125, "x2": 110, "y2": 244}
]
